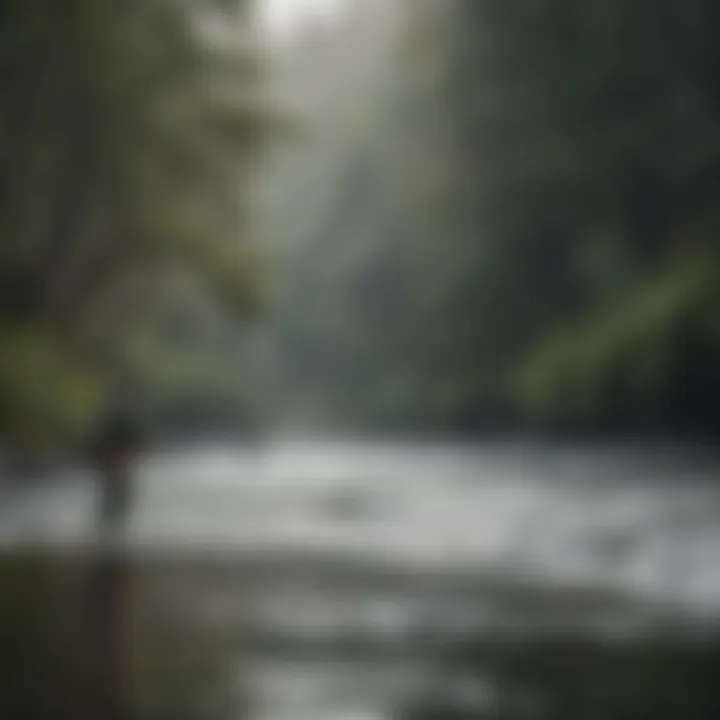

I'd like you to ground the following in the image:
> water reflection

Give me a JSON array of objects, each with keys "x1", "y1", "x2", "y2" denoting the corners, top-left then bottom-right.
[
  {"x1": 88, "y1": 552, "x2": 133, "y2": 720},
  {"x1": 3, "y1": 547, "x2": 720, "y2": 720},
  {"x1": 0, "y1": 550, "x2": 248, "y2": 720},
  {"x1": 3, "y1": 444, "x2": 720, "y2": 719}
]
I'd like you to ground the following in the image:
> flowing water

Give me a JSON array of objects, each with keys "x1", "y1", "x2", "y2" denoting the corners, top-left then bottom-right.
[{"x1": 2, "y1": 440, "x2": 720, "y2": 718}]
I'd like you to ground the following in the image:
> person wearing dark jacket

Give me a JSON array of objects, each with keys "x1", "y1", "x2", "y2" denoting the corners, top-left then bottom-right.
[
  {"x1": 89, "y1": 408, "x2": 145, "y2": 537},
  {"x1": 86, "y1": 408, "x2": 145, "y2": 719}
]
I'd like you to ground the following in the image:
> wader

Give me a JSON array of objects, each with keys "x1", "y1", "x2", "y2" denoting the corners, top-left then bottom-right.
[{"x1": 98, "y1": 472, "x2": 134, "y2": 538}]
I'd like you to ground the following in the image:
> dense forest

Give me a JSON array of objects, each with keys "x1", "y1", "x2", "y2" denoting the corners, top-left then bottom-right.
[
  {"x1": 274, "y1": 0, "x2": 720, "y2": 438},
  {"x1": 0, "y1": 0, "x2": 270, "y2": 453},
  {"x1": 2, "y1": 0, "x2": 720, "y2": 448}
]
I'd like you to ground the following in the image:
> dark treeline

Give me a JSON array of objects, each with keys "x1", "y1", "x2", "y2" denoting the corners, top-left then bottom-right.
[{"x1": 277, "y1": 0, "x2": 720, "y2": 439}]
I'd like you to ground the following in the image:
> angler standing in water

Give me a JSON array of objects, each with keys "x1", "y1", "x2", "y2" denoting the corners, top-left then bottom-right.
[
  {"x1": 88, "y1": 407, "x2": 145, "y2": 720},
  {"x1": 91, "y1": 408, "x2": 145, "y2": 542}
]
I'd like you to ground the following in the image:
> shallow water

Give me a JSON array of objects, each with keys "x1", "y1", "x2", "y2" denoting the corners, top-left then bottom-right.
[
  {"x1": 6, "y1": 441, "x2": 720, "y2": 608},
  {"x1": 2, "y1": 440, "x2": 720, "y2": 719}
]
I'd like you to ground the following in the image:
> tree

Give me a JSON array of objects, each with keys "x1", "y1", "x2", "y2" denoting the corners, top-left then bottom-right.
[
  {"x1": 0, "y1": 0, "x2": 271, "y2": 448},
  {"x1": 273, "y1": 0, "x2": 720, "y2": 437}
]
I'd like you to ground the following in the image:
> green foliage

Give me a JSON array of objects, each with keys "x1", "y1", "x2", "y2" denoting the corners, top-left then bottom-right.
[
  {"x1": 275, "y1": 0, "x2": 720, "y2": 436},
  {"x1": 517, "y1": 254, "x2": 717, "y2": 425},
  {"x1": 0, "y1": 325, "x2": 105, "y2": 448},
  {"x1": 0, "y1": 0, "x2": 270, "y2": 449}
]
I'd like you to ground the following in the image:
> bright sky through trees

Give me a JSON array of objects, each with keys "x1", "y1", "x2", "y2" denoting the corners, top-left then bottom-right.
[{"x1": 259, "y1": 0, "x2": 348, "y2": 41}]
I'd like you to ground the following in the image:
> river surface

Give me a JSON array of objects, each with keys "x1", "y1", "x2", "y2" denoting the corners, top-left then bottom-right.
[{"x1": 2, "y1": 440, "x2": 720, "y2": 718}]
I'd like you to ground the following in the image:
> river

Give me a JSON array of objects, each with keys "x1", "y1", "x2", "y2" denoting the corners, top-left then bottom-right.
[{"x1": 2, "y1": 440, "x2": 720, "y2": 718}]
